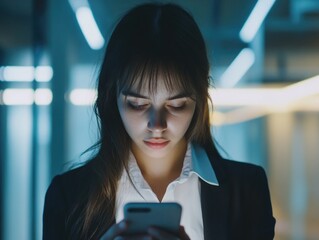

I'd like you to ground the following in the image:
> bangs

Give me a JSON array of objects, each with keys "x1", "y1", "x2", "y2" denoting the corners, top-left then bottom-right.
[{"x1": 117, "y1": 57, "x2": 196, "y2": 98}]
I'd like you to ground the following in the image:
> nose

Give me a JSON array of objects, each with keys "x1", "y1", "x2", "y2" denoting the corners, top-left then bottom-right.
[{"x1": 147, "y1": 107, "x2": 167, "y2": 133}]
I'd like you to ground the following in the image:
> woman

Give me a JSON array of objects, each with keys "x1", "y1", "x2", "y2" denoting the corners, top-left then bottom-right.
[{"x1": 43, "y1": 3, "x2": 275, "y2": 240}]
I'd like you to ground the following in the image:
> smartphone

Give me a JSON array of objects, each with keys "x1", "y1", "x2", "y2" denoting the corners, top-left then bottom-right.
[{"x1": 123, "y1": 202, "x2": 182, "y2": 235}]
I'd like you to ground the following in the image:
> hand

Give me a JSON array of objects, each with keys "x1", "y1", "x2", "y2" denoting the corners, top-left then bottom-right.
[
  {"x1": 147, "y1": 226, "x2": 191, "y2": 240},
  {"x1": 99, "y1": 220, "x2": 130, "y2": 240},
  {"x1": 99, "y1": 220, "x2": 153, "y2": 240},
  {"x1": 99, "y1": 221, "x2": 190, "y2": 240}
]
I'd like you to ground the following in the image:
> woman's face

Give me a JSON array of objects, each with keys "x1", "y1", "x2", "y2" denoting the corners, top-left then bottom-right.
[{"x1": 117, "y1": 77, "x2": 196, "y2": 160}]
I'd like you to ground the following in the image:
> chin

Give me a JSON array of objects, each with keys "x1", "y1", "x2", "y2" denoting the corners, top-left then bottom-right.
[{"x1": 143, "y1": 146, "x2": 172, "y2": 159}]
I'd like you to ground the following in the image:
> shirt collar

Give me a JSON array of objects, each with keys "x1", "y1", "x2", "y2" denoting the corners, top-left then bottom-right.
[{"x1": 190, "y1": 143, "x2": 219, "y2": 186}]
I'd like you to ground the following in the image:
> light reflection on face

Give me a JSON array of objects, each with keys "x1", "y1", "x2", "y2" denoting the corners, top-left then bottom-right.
[{"x1": 117, "y1": 77, "x2": 196, "y2": 160}]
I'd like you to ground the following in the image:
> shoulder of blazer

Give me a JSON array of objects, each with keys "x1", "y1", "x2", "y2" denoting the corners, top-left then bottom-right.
[
  {"x1": 222, "y1": 159, "x2": 267, "y2": 178},
  {"x1": 200, "y1": 159, "x2": 275, "y2": 240},
  {"x1": 203, "y1": 143, "x2": 267, "y2": 185},
  {"x1": 49, "y1": 164, "x2": 94, "y2": 208},
  {"x1": 56, "y1": 164, "x2": 92, "y2": 183},
  {"x1": 210, "y1": 155, "x2": 269, "y2": 187}
]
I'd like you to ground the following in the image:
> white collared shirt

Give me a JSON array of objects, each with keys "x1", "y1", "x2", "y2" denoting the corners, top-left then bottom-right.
[{"x1": 115, "y1": 143, "x2": 219, "y2": 240}]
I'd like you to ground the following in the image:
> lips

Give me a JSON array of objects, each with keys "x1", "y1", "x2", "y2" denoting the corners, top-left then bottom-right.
[{"x1": 144, "y1": 138, "x2": 169, "y2": 149}]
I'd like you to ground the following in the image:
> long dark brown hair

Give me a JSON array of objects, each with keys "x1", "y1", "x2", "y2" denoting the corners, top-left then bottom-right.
[{"x1": 68, "y1": 3, "x2": 222, "y2": 239}]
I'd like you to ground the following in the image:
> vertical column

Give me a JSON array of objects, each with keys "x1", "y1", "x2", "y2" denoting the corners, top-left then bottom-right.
[
  {"x1": 47, "y1": 0, "x2": 71, "y2": 178},
  {"x1": 0, "y1": 61, "x2": 6, "y2": 240},
  {"x1": 267, "y1": 113, "x2": 294, "y2": 237},
  {"x1": 0, "y1": 92, "x2": 5, "y2": 240},
  {"x1": 290, "y1": 113, "x2": 307, "y2": 239},
  {"x1": 31, "y1": 0, "x2": 46, "y2": 239},
  {"x1": 3, "y1": 106, "x2": 32, "y2": 240}
]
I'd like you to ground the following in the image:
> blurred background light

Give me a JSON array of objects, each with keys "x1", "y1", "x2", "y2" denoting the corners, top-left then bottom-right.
[
  {"x1": 1, "y1": 88, "x2": 52, "y2": 105},
  {"x1": 69, "y1": 88, "x2": 96, "y2": 105},
  {"x1": 35, "y1": 66, "x2": 53, "y2": 82},
  {"x1": 239, "y1": 0, "x2": 277, "y2": 43},
  {"x1": 219, "y1": 48, "x2": 255, "y2": 87},
  {"x1": 2, "y1": 89, "x2": 34, "y2": 105},
  {"x1": 211, "y1": 88, "x2": 280, "y2": 107},
  {"x1": 213, "y1": 75, "x2": 319, "y2": 107},
  {"x1": 34, "y1": 89, "x2": 53, "y2": 105},
  {"x1": 210, "y1": 74, "x2": 319, "y2": 125},
  {"x1": 281, "y1": 75, "x2": 319, "y2": 104},
  {"x1": 1, "y1": 66, "x2": 34, "y2": 82},
  {"x1": 75, "y1": 6, "x2": 105, "y2": 50},
  {"x1": 211, "y1": 108, "x2": 270, "y2": 126},
  {"x1": 0, "y1": 66, "x2": 53, "y2": 82}
]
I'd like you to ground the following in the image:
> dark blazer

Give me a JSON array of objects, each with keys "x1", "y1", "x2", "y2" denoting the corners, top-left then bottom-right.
[{"x1": 43, "y1": 155, "x2": 276, "y2": 240}]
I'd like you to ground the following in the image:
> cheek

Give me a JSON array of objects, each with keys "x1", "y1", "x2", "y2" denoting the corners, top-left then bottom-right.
[
  {"x1": 118, "y1": 99, "x2": 144, "y2": 134},
  {"x1": 168, "y1": 108, "x2": 195, "y2": 135},
  {"x1": 118, "y1": 109, "x2": 147, "y2": 137},
  {"x1": 126, "y1": 113, "x2": 145, "y2": 128}
]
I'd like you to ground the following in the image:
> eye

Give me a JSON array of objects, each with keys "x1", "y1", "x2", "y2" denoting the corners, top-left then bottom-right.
[
  {"x1": 127, "y1": 101, "x2": 149, "y2": 111},
  {"x1": 167, "y1": 105, "x2": 186, "y2": 111},
  {"x1": 167, "y1": 100, "x2": 187, "y2": 111}
]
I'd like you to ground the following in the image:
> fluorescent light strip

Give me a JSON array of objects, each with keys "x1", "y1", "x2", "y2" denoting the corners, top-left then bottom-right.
[
  {"x1": 219, "y1": 48, "x2": 255, "y2": 87},
  {"x1": 75, "y1": 7, "x2": 105, "y2": 50},
  {"x1": 35, "y1": 66, "x2": 54, "y2": 82},
  {"x1": 211, "y1": 107, "x2": 272, "y2": 126},
  {"x1": 222, "y1": 1, "x2": 276, "y2": 89},
  {"x1": 35, "y1": 89, "x2": 53, "y2": 105},
  {"x1": 211, "y1": 97, "x2": 319, "y2": 126},
  {"x1": 1, "y1": 88, "x2": 52, "y2": 105},
  {"x1": 0, "y1": 66, "x2": 53, "y2": 82},
  {"x1": 212, "y1": 75, "x2": 319, "y2": 107},
  {"x1": 281, "y1": 75, "x2": 319, "y2": 104},
  {"x1": 210, "y1": 88, "x2": 280, "y2": 107},
  {"x1": 69, "y1": 89, "x2": 96, "y2": 105},
  {"x1": 211, "y1": 75, "x2": 319, "y2": 125},
  {"x1": 2, "y1": 89, "x2": 34, "y2": 105},
  {"x1": 240, "y1": 0, "x2": 276, "y2": 43},
  {"x1": 1, "y1": 66, "x2": 34, "y2": 81}
]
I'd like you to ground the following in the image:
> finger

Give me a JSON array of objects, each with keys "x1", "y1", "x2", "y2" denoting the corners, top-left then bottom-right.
[
  {"x1": 178, "y1": 226, "x2": 191, "y2": 240},
  {"x1": 147, "y1": 227, "x2": 180, "y2": 240},
  {"x1": 99, "y1": 220, "x2": 129, "y2": 240}
]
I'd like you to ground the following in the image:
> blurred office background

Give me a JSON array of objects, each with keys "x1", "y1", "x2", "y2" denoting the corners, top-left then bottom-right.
[{"x1": 0, "y1": 0, "x2": 319, "y2": 239}]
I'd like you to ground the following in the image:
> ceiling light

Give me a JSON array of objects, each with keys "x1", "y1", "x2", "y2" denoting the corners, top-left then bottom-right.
[
  {"x1": 0, "y1": 66, "x2": 53, "y2": 82},
  {"x1": 240, "y1": 0, "x2": 276, "y2": 43},
  {"x1": 75, "y1": 7, "x2": 105, "y2": 50},
  {"x1": 69, "y1": 89, "x2": 96, "y2": 105},
  {"x1": 219, "y1": 48, "x2": 255, "y2": 87}
]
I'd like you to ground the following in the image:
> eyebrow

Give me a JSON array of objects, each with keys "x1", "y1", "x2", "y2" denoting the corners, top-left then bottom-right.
[
  {"x1": 122, "y1": 90, "x2": 148, "y2": 99},
  {"x1": 122, "y1": 90, "x2": 191, "y2": 100},
  {"x1": 167, "y1": 93, "x2": 191, "y2": 100}
]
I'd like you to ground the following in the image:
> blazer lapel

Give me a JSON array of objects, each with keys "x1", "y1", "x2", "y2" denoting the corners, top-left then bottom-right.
[
  {"x1": 198, "y1": 143, "x2": 232, "y2": 239},
  {"x1": 200, "y1": 174, "x2": 230, "y2": 240}
]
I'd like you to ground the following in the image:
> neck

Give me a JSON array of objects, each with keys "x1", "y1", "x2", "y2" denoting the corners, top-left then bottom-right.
[
  {"x1": 133, "y1": 139, "x2": 187, "y2": 178},
  {"x1": 131, "y1": 139, "x2": 188, "y2": 200}
]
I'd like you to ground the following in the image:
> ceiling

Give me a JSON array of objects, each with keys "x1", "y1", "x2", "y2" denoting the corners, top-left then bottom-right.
[{"x1": 0, "y1": 0, "x2": 319, "y2": 85}]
